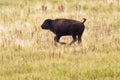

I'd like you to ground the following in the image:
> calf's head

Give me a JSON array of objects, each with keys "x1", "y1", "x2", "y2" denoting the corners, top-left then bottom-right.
[{"x1": 41, "y1": 19, "x2": 52, "y2": 29}]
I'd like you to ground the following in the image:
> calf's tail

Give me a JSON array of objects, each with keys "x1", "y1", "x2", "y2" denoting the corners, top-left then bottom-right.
[{"x1": 82, "y1": 18, "x2": 86, "y2": 24}]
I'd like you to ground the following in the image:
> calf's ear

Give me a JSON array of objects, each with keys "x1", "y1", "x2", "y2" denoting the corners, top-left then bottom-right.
[{"x1": 47, "y1": 19, "x2": 52, "y2": 25}]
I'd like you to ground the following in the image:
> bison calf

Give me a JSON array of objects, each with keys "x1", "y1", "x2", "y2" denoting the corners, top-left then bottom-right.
[{"x1": 41, "y1": 18, "x2": 86, "y2": 46}]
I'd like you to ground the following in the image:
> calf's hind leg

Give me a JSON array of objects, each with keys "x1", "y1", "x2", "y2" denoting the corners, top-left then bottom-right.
[
  {"x1": 69, "y1": 35, "x2": 77, "y2": 45},
  {"x1": 78, "y1": 34, "x2": 82, "y2": 44}
]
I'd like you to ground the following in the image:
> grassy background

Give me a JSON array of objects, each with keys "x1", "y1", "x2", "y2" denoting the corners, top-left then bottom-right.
[{"x1": 0, "y1": 0, "x2": 120, "y2": 80}]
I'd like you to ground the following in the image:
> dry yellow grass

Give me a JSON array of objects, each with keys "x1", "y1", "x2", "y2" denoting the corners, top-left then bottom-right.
[{"x1": 0, "y1": 0, "x2": 120, "y2": 80}]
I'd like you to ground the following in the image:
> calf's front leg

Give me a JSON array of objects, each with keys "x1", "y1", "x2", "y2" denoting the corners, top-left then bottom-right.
[
  {"x1": 54, "y1": 35, "x2": 66, "y2": 46},
  {"x1": 54, "y1": 35, "x2": 60, "y2": 46}
]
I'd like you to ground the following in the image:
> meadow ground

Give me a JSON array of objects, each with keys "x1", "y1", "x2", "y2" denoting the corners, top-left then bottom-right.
[{"x1": 0, "y1": 0, "x2": 120, "y2": 80}]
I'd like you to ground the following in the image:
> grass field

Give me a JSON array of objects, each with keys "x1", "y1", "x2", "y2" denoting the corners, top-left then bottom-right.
[{"x1": 0, "y1": 0, "x2": 120, "y2": 80}]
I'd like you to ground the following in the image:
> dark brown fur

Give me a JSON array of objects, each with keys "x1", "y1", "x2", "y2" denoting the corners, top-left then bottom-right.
[{"x1": 41, "y1": 18, "x2": 86, "y2": 46}]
